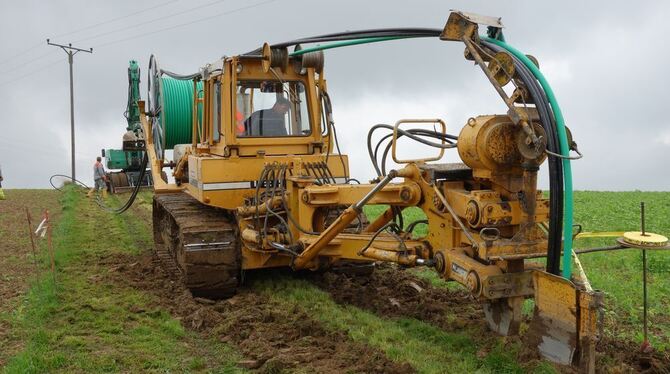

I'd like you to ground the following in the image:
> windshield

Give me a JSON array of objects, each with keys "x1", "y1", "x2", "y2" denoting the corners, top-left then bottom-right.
[{"x1": 236, "y1": 80, "x2": 311, "y2": 137}]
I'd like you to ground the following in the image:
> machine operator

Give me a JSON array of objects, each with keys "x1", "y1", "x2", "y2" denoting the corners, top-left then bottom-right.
[{"x1": 243, "y1": 96, "x2": 290, "y2": 136}]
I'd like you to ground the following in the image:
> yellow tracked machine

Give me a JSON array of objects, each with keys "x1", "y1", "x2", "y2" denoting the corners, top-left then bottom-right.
[{"x1": 134, "y1": 11, "x2": 607, "y2": 371}]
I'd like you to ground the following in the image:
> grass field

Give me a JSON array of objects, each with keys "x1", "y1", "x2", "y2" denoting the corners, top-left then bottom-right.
[
  {"x1": 367, "y1": 191, "x2": 670, "y2": 350},
  {"x1": 0, "y1": 187, "x2": 668, "y2": 372}
]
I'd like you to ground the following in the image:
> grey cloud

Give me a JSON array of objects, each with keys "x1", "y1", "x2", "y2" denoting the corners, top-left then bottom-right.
[{"x1": 0, "y1": 0, "x2": 667, "y2": 190}]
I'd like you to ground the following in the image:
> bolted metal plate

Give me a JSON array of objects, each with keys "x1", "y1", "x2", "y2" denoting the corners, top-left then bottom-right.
[
  {"x1": 487, "y1": 51, "x2": 515, "y2": 86},
  {"x1": 482, "y1": 271, "x2": 534, "y2": 299}
]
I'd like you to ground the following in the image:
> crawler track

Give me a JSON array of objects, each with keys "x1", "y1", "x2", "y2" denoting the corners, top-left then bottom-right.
[{"x1": 153, "y1": 193, "x2": 240, "y2": 298}]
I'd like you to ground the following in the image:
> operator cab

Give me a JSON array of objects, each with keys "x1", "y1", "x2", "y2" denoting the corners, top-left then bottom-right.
[
  {"x1": 209, "y1": 52, "x2": 328, "y2": 157},
  {"x1": 236, "y1": 80, "x2": 311, "y2": 137}
]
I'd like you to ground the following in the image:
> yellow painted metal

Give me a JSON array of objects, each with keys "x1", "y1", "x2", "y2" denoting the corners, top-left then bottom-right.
[
  {"x1": 138, "y1": 16, "x2": 603, "y2": 370},
  {"x1": 292, "y1": 205, "x2": 361, "y2": 269},
  {"x1": 184, "y1": 153, "x2": 347, "y2": 209},
  {"x1": 436, "y1": 248, "x2": 502, "y2": 295},
  {"x1": 623, "y1": 231, "x2": 668, "y2": 247},
  {"x1": 360, "y1": 247, "x2": 417, "y2": 266},
  {"x1": 391, "y1": 118, "x2": 446, "y2": 164},
  {"x1": 530, "y1": 270, "x2": 602, "y2": 373},
  {"x1": 138, "y1": 100, "x2": 183, "y2": 194},
  {"x1": 363, "y1": 207, "x2": 398, "y2": 233},
  {"x1": 530, "y1": 271, "x2": 579, "y2": 365},
  {"x1": 302, "y1": 182, "x2": 421, "y2": 206},
  {"x1": 302, "y1": 232, "x2": 425, "y2": 252},
  {"x1": 575, "y1": 231, "x2": 624, "y2": 238}
]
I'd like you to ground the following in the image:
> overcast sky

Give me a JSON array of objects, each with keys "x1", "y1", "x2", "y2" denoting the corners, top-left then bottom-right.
[{"x1": 0, "y1": 0, "x2": 668, "y2": 190}]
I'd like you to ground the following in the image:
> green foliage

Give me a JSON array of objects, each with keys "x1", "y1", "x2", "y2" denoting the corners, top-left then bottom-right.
[
  {"x1": 4, "y1": 187, "x2": 244, "y2": 373},
  {"x1": 364, "y1": 205, "x2": 428, "y2": 237},
  {"x1": 572, "y1": 191, "x2": 670, "y2": 349},
  {"x1": 367, "y1": 191, "x2": 670, "y2": 351}
]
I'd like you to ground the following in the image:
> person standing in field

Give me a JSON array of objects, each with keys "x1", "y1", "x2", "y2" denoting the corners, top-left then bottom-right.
[
  {"x1": 0, "y1": 164, "x2": 5, "y2": 200},
  {"x1": 87, "y1": 156, "x2": 108, "y2": 198}
]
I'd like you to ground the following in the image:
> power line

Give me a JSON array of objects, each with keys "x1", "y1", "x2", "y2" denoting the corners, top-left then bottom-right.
[
  {"x1": 0, "y1": 57, "x2": 64, "y2": 87},
  {"x1": 74, "y1": 0, "x2": 227, "y2": 44},
  {"x1": 0, "y1": 42, "x2": 44, "y2": 67},
  {"x1": 53, "y1": 0, "x2": 182, "y2": 39},
  {"x1": 0, "y1": 0, "x2": 182, "y2": 71},
  {"x1": 96, "y1": 0, "x2": 278, "y2": 48},
  {"x1": 0, "y1": 0, "x2": 278, "y2": 87},
  {"x1": 0, "y1": 50, "x2": 59, "y2": 75}
]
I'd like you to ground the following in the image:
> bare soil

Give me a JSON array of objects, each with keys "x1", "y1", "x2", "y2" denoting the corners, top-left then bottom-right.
[
  {"x1": 309, "y1": 265, "x2": 484, "y2": 332},
  {"x1": 4, "y1": 190, "x2": 668, "y2": 372},
  {"x1": 309, "y1": 265, "x2": 670, "y2": 373},
  {"x1": 105, "y1": 251, "x2": 414, "y2": 373},
  {"x1": 0, "y1": 189, "x2": 60, "y2": 365}
]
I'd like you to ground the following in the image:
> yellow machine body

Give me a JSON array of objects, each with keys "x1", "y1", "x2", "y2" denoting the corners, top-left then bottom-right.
[{"x1": 141, "y1": 11, "x2": 603, "y2": 372}]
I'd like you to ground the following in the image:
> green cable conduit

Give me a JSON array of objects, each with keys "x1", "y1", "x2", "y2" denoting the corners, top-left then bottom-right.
[
  {"x1": 483, "y1": 36, "x2": 574, "y2": 279},
  {"x1": 160, "y1": 77, "x2": 203, "y2": 149},
  {"x1": 262, "y1": 32, "x2": 576, "y2": 279},
  {"x1": 289, "y1": 36, "x2": 414, "y2": 57}
]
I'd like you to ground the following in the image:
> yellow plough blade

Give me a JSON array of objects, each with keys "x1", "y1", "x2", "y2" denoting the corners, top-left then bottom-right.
[{"x1": 529, "y1": 271, "x2": 603, "y2": 373}]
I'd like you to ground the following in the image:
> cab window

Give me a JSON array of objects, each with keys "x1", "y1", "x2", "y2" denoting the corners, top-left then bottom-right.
[{"x1": 236, "y1": 80, "x2": 311, "y2": 137}]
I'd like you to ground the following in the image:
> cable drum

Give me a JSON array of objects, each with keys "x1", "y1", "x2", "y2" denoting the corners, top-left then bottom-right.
[{"x1": 147, "y1": 55, "x2": 203, "y2": 158}]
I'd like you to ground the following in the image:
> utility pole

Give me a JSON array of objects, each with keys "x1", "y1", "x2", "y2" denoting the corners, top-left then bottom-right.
[{"x1": 47, "y1": 39, "x2": 92, "y2": 182}]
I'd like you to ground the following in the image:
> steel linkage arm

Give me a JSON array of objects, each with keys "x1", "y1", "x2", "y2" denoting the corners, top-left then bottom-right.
[{"x1": 292, "y1": 166, "x2": 415, "y2": 269}]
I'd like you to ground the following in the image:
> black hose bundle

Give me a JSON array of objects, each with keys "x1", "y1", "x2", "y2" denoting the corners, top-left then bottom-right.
[
  {"x1": 48, "y1": 153, "x2": 149, "y2": 215},
  {"x1": 481, "y1": 41, "x2": 564, "y2": 274},
  {"x1": 366, "y1": 124, "x2": 458, "y2": 177},
  {"x1": 245, "y1": 28, "x2": 443, "y2": 55},
  {"x1": 365, "y1": 124, "x2": 458, "y2": 231}
]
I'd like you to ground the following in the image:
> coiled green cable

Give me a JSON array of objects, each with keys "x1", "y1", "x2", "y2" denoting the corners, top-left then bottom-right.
[{"x1": 160, "y1": 78, "x2": 203, "y2": 149}]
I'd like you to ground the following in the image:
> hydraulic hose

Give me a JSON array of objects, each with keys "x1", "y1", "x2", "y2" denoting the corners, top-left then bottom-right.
[
  {"x1": 483, "y1": 37, "x2": 574, "y2": 278},
  {"x1": 290, "y1": 36, "x2": 412, "y2": 56},
  {"x1": 244, "y1": 28, "x2": 442, "y2": 55},
  {"x1": 482, "y1": 41, "x2": 564, "y2": 275},
  {"x1": 48, "y1": 153, "x2": 148, "y2": 215},
  {"x1": 238, "y1": 25, "x2": 574, "y2": 278},
  {"x1": 95, "y1": 153, "x2": 148, "y2": 214}
]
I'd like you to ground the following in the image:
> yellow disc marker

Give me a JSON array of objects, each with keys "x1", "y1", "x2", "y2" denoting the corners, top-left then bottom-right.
[{"x1": 622, "y1": 232, "x2": 669, "y2": 247}]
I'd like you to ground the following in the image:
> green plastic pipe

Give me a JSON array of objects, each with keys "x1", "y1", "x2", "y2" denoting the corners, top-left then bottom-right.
[
  {"x1": 483, "y1": 36, "x2": 574, "y2": 279},
  {"x1": 289, "y1": 36, "x2": 412, "y2": 56},
  {"x1": 160, "y1": 78, "x2": 203, "y2": 149},
  {"x1": 282, "y1": 33, "x2": 575, "y2": 278}
]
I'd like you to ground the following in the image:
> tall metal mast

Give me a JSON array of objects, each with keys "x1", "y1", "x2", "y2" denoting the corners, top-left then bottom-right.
[{"x1": 46, "y1": 39, "x2": 92, "y2": 182}]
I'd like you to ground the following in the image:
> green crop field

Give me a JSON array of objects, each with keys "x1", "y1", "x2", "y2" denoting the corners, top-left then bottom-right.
[{"x1": 1, "y1": 188, "x2": 668, "y2": 373}]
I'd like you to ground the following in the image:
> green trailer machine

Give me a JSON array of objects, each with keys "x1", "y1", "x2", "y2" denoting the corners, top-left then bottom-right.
[{"x1": 102, "y1": 60, "x2": 156, "y2": 192}]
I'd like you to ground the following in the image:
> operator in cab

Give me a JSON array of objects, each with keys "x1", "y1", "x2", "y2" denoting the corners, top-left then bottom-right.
[{"x1": 243, "y1": 96, "x2": 290, "y2": 136}]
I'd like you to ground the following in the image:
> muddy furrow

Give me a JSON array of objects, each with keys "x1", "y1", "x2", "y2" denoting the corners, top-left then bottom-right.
[
  {"x1": 308, "y1": 265, "x2": 485, "y2": 332},
  {"x1": 103, "y1": 252, "x2": 413, "y2": 373}
]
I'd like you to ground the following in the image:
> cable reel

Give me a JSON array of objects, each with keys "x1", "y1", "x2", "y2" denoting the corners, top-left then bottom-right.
[
  {"x1": 147, "y1": 54, "x2": 165, "y2": 160},
  {"x1": 261, "y1": 42, "x2": 289, "y2": 72}
]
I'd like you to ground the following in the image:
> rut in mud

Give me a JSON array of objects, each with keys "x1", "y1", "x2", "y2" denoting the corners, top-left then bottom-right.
[
  {"x1": 119, "y1": 197, "x2": 670, "y2": 373},
  {"x1": 105, "y1": 252, "x2": 413, "y2": 373},
  {"x1": 308, "y1": 265, "x2": 670, "y2": 373},
  {"x1": 309, "y1": 265, "x2": 484, "y2": 332}
]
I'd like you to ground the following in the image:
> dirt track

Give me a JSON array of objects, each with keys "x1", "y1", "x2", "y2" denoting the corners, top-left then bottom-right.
[
  {"x1": 107, "y1": 252, "x2": 414, "y2": 373},
  {"x1": 0, "y1": 190, "x2": 60, "y2": 365},
  {"x1": 119, "y1": 192, "x2": 670, "y2": 373},
  {"x1": 311, "y1": 265, "x2": 484, "y2": 332},
  {"x1": 4, "y1": 190, "x2": 670, "y2": 372}
]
